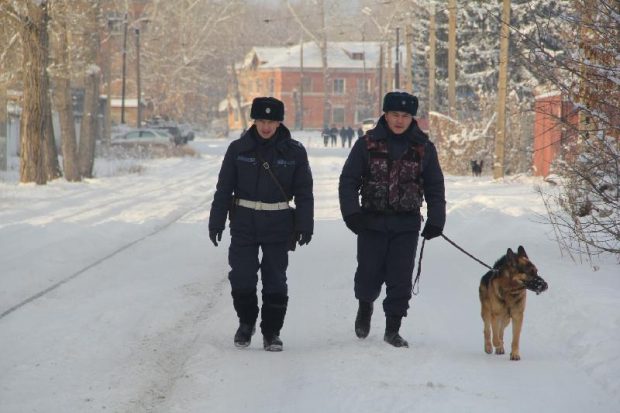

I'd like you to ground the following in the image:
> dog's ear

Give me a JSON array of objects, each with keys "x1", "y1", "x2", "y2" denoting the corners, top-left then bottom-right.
[
  {"x1": 506, "y1": 248, "x2": 517, "y2": 264},
  {"x1": 517, "y1": 245, "x2": 528, "y2": 258}
]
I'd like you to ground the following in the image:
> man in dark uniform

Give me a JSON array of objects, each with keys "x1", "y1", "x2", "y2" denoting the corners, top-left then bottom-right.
[
  {"x1": 209, "y1": 97, "x2": 314, "y2": 352},
  {"x1": 339, "y1": 91, "x2": 446, "y2": 348}
]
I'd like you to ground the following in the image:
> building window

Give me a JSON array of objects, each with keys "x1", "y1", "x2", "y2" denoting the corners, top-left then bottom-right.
[
  {"x1": 332, "y1": 107, "x2": 345, "y2": 124},
  {"x1": 333, "y1": 78, "x2": 345, "y2": 95},
  {"x1": 351, "y1": 52, "x2": 365, "y2": 60},
  {"x1": 256, "y1": 79, "x2": 262, "y2": 93},
  {"x1": 301, "y1": 77, "x2": 312, "y2": 92},
  {"x1": 357, "y1": 78, "x2": 371, "y2": 95},
  {"x1": 268, "y1": 78, "x2": 274, "y2": 95},
  {"x1": 355, "y1": 107, "x2": 372, "y2": 123}
]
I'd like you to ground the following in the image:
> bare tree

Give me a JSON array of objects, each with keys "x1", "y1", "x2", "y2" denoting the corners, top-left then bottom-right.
[
  {"x1": 285, "y1": 0, "x2": 331, "y2": 128},
  {"x1": 140, "y1": 0, "x2": 244, "y2": 123},
  {"x1": 76, "y1": 0, "x2": 101, "y2": 178},
  {"x1": 1, "y1": 0, "x2": 55, "y2": 184},
  {"x1": 49, "y1": 0, "x2": 80, "y2": 181},
  {"x1": 528, "y1": 0, "x2": 619, "y2": 261}
]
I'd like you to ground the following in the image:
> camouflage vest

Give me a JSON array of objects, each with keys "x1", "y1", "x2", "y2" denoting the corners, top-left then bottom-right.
[{"x1": 361, "y1": 137, "x2": 425, "y2": 213}]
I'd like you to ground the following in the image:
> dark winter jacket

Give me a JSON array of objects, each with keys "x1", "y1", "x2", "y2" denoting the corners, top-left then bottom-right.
[
  {"x1": 209, "y1": 124, "x2": 314, "y2": 243},
  {"x1": 339, "y1": 116, "x2": 446, "y2": 233}
]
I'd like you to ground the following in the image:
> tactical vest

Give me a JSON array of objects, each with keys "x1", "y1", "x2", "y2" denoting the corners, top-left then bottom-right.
[{"x1": 361, "y1": 136, "x2": 425, "y2": 213}]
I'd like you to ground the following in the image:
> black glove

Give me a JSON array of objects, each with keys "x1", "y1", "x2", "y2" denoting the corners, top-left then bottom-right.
[
  {"x1": 421, "y1": 223, "x2": 442, "y2": 240},
  {"x1": 297, "y1": 231, "x2": 312, "y2": 246},
  {"x1": 344, "y1": 213, "x2": 364, "y2": 235},
  {"x1": 209, "y1": 230, "x2": 222, "y2": 246}
]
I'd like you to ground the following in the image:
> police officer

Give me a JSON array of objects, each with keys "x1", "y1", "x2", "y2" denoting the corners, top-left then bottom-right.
[
  {"x1": 339, "y1": 91, "x2": 446, "y2": 348},
  {"x1": 209, "y1": 97, "x2": 314, "y2": 352}
]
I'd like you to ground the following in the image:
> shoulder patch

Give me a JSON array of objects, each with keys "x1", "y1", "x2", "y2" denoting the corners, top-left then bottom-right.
[{"x1": 289, "y1": 139, "x2": 305, "y2": 149}]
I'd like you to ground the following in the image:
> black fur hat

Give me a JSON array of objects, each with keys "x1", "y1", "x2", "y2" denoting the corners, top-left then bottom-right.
[
  {"x1": 250, "y1": 97, "x2": 284, "y2": 121},
  {"x1": 382, "y1": 91, "x2": 418, "y2": 116}
]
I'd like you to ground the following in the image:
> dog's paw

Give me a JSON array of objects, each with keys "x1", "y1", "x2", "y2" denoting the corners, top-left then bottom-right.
[
  {"x1": 484, "y1": 344, "x2": 493, "y2": 354},
  {"x1": 510, "y1": 353, "x2": 521, "y2": 361},
  {"x1": 495, "y1": 347, "x2": 505, "y2": 355}
]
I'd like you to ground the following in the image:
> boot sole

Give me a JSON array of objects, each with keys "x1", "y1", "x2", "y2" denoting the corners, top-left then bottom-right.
[
  {"x1": 263, "y1": 344, "x2": 283, "y2": 352},
  {"x1": 384, "y1": 336, "x2": 409, "y2": 348},
  {"x1": 355, "y1": 327, "x2": 370, "y2": 339}
]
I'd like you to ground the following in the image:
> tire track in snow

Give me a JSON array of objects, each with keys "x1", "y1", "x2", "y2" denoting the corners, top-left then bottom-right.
[
  {"x1": 0, "y1": 161, "x2": 219, "y2": 231},
  {"x1": 0, "y1": 196, "x2": 212, "y2": 320}
]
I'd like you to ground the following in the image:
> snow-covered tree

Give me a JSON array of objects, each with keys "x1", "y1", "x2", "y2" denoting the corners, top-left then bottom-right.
[{"x1": 533, "y1": 0, "x2": 619, "y2": 261}]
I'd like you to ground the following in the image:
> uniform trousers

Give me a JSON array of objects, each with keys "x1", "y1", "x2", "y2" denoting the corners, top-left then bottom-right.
[
  {"x1": 228, "y1": 237, "x2": 289, "y2": 296},
  {"x1": 354, "y1": 229, "x2": 418, "y2": 317}
]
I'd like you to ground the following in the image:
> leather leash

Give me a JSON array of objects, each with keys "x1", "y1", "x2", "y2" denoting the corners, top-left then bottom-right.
[{"x1": 413, "y1": 233, "x2": 495, "y2": 296}]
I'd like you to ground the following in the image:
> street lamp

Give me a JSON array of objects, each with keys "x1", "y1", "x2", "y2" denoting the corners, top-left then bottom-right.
[
  {"x1": 135, "y1": 27, "x2": 141, "y2": 127},
  {"x1": 121, "y1": 13, "x2": 128, "y2": 124},
  {"x1": 133, "y1": 18, "x2": 149, "y2": 128}
]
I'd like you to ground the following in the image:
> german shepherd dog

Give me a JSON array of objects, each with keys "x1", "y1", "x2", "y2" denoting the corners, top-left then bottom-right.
[{"x1": 479, "y1": 246, "x2": 548, "y2": 360}]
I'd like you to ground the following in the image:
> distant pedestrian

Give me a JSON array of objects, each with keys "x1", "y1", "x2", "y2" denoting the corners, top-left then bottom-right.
[
  {"x1": 322, "y1": 127, "x2": 330, "y2": 147},
  {"x1": 357, "y1": 127, "x2": 364, "y2": 139},
  {"x1": 346, "y1": 126, "x2": 354, "y2": 147},
  {"x1": 209, "y1": 97, "x2": 314, "y2": 352},
  {"x1": 340, "y1": 126, "x2": 347, "y2": 148},
  {"x1": 330, "y1": 126, "x2": 338, "y2": 147}
]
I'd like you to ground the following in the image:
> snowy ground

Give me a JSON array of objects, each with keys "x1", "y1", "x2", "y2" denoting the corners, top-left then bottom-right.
[{"x1": 0, "y1": 131, "x2": 618, "y2": 413}]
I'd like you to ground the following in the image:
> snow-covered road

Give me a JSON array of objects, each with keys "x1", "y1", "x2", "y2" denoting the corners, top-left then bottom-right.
[{"x1": 1, "y1": 135, "x2": 618, "y2": 412}]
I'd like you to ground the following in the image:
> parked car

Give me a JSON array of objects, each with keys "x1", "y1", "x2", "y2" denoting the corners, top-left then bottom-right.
[
  {"x1": 149, "y1": 125, "x2": 185, "y2": 145},
  {"x1": 361, "y1": 117, "x2": 377, "y2": 134},
  {"x1": 111, "y1": 128, "x2": 175, "y2": 146},
  {"x1": 178, "y1": 123, "x2": 195, "y2": 141}
]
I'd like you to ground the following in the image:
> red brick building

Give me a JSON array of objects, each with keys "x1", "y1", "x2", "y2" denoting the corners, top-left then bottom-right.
[
  {"x1": 222, "y1": 42, "x2": 383, "y2": 130},
  {"x1": 532, "y1": 91, "x2": 579, "y2": 177}
]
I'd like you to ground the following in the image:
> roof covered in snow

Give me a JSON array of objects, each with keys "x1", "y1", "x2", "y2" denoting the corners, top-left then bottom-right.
[{"x1": 242, "y1": 41, "x2": 383, "y2": 70}]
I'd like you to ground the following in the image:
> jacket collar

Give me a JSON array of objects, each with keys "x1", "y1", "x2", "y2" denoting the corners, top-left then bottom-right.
[
  {"x1": 238, "y1": 124, "x2": 292, "y2": 152},
  {"x1": 368, "y1": 115, "x2": 428, "y2": 145}
]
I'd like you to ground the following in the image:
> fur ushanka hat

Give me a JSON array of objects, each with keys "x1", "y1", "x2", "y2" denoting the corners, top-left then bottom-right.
[
  {"x1": 250, "y1": 97, "x2": 285, "y2": 121},
  {"x1": 382, "y1": 91, "x2": 418, "y2": 116}
]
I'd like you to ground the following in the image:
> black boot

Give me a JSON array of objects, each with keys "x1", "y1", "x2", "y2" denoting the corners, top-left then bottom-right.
[
  {"x1": 231, "y1": 289, "x2": 259, "y2": 348},
  {"x1": 260, "y1": 293, "x2": 288, "y2": 352},
  {"x1": 262, "y1": 334, "x2": 283, "y2": 352},
  {"x1": 355, "y1": 300, "x2": 373, "y2": 339},
  {"x1": 384, "y1": 316, "x2": 409, "y2": 348},
  {"x1": 234, "y1": 323, "x2": 255, "y2": 348}
]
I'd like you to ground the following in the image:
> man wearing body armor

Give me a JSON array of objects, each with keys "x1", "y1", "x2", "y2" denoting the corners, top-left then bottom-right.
[{"x1": 339, "y1": 91, "x2": 446, "y2": 348}]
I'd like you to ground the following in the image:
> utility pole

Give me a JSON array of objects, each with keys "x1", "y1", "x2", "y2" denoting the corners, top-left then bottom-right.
[
  {"x1": 385, "y1": 36, "x2": 393, "y2": 92},
  {"x1": 448, "y1": 0, "x2": 457, "y2": 118},
  {"x1": 394, "y1": 27, "x2": 400, "y2": 89},
  {"x1": 320, "y1": 0, "x2": 330, "y2": 129},
  {"x1": 231, "y1": 61, "x2": 247, "y2": 130},
  {"x1": 135, "y1": 28, "x2": 141, "y2": 127},
  {"x1": 494, "y1": 0, "x2": 511, "y2": 179},
  {"x1": 121, "y1": 13, "x2": 128, "y2": 124},
  {"x1": 428, "y1": 4, "x2": 436, "y2": 114},
  {"x1": 378, "y1": 44, "x2": 384, "y2": 114},
  {"x1": 299, "y1": 37, "x2": 304, "y2": 130},
  {"x1": 404, "y1": 24, "x2": 413, "y2": 92}
]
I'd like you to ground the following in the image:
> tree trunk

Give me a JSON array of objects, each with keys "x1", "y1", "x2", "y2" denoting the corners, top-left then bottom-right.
[
  {"x1": 494, "y1": 0, "x2": 511, "y2": 179},
  {"x1": 43, "y1": 99, "x2": 62, "y2": 180},
  {"x1": 52, "y1": 4, "x2": 81, "y2": 182},
  {"x1": 19, "y1": 1, "x2": 50, "y2": 184},
  {"x1": 78, "y1": 69, "x2": 98, "y2": 178},
  {"x1": 40, "y1": 0, "x2": 61, "y2": 181},
  {"x1": 448, "y1": 0, "x2": 457, "y2": 118},
  {"x1": 77, "y1": 1, "x2": 101, "y2": 179}
]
